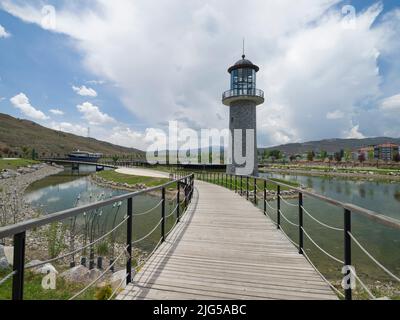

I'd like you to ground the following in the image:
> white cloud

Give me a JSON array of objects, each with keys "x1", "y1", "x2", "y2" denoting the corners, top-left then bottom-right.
[
  {"x1": 105, "y1": 127, "x2": 149, "y2": 150},
  {"x1": 77, "y1": 102, "x2": 115, "y2": 125},
  {"x1": 86, "y1": 80, "x2": 105, "y2": 85},
  {"x1": 346, "y1": 125, "x2": 365, "y2": 139},
  {"x1": 380, "y1": 93, "x2": 400, "y2": 112},
  {"x1": 50, "y1": 121, "x2": 87, "y2": 136},
  {"x1": 2, "y1": 1, "x2": 400, "y2": 146},
  {"x1": 0, "y1": 24, "x2": 10, "y2": 38},
  {"x1": 49, "y1": 109, "x2": 64, "y2": 116},
  {"x1": 10, "y1": 93, "x2": 49, "y2": 120},
  {"x1": 72, "y1": 85, "x2": 98, "y2": 97},
  {"x1": 326, "y1": 110, "x2": 345, "y2": 120}
]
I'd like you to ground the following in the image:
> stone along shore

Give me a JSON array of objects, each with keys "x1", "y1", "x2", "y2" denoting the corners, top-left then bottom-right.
[{"x1": 0, "y1": 163, "x2": 64, "y2": 227}]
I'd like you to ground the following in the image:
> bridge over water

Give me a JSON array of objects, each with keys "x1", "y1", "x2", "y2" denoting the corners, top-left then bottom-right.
[
  {"x1": 117, "y1": 180, "x2": 336, "y2": 300},
  {"x1": 1, "y1": 171, "x2": 399, "y2": 300}
]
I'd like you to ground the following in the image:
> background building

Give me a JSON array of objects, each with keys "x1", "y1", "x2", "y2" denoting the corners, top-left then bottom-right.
[{"x1": 374, "y1": 143, "x2": 399, "y2": 161}]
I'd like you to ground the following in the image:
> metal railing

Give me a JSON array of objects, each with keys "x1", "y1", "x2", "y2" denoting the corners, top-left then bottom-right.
[
  {"x1": 192, "y1": 171, "x2": 400, "y2": 300},
  {"x1": 0, "y1": 174, "x2": 195, "y2": 300},
  {"x1": 222, "y1": 88, "x2": 264, "y2": 101}
]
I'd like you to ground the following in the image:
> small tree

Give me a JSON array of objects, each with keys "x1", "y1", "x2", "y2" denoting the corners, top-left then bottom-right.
[
  {"x1": 21, "y1": 146, "x2": 30, "y2": 159},
  {"x1": 334, "y1": 152, "x2": 342, "y2": 163},
  {"x1": 393, "y1": 153, "x2": 400, "y2": 163},
  {"x1": 307, "y1": 151, "x2": 315, "y2": 162},
  {"x1": 320, "y1": 150, "x2": 328, "y2": 160},
  {"x1": 368, "y1": 150, "x2": 375, "y2": 161},
  {"x1": 112, "y1": 155, "x2": 120, "y2": 166},
  {"x1": 358, "y1": 153, "x2": 366, "y2": 164}
]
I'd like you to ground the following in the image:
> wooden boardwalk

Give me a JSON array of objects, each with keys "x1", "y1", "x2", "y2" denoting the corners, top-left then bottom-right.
[{"x1": 117, "y1": 181, "x2": 337, "y2": 300}]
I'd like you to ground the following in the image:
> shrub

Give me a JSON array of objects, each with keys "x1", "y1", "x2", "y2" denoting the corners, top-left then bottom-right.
[{"x1": 95, "y1": 284, "x2": 113, "y2": 300}]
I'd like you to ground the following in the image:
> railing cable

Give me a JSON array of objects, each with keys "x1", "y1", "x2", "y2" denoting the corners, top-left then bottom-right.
[
  {"x1": 279, "y1": 195, "x2": 298, "y2": 207},
  {"x1": 133, "y1": 200, "x2": 164, "y2": 217},
  {"x1": 279, "y1": 223, "x2": 299, "y2": 248},
  {"x1": 69, "y1": 245, "x2": 129, "y2": 300},
  {"x1": 349, "y1": 267, "x2": 376, "y2": 300},
  {"x1": 279, "y1": 209, "x2": 299, "y2": 227},
  {"x1": 348, "y1": 232, "x2": 400, "y2": 283},
  {"x1": 108, "y1": 273, "x2": 129, "y2": 300},
  {"x1": 301, "y1": 206, "x2": 344, "y2": 232},
  {"x1": 301, "y1": 227, "x2": 344, "y2": 264},
  {"x1": 132, "y1": 218, "x2": 163, "y2": 245},
  {"x1": 265, "y1": 199, "x2": 277, "y2": 211},
  {"x1": 0, "y1": 270, "x2": 16, "y2": 286},
  {"x1": 26, "y1": 216, "x2": 129, "y2": 270},
  {"x1": 302, "y1": 250, "x2": 345, "y2": 299},
  {"x1": 165, "y1": 204, "x2": 179, "y2": 219}
]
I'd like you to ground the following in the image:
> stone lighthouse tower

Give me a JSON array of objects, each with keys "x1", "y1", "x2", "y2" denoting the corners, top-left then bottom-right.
[{"x1": 222, "y1": 53, "x2": 264, "y2": 176}]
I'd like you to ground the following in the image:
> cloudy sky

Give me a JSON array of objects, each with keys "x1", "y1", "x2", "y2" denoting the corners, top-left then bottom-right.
[{"x1": 0, "y1": 0, "x2": 400, "y2": 150}]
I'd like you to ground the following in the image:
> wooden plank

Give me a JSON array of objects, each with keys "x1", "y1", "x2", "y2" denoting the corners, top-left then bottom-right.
[{"x1": 118, "y1": 181, "x2": 338, "y2": 300}]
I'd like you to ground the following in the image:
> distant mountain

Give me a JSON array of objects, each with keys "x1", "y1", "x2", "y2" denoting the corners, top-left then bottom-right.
[
  {"x1": 0, "y1": 113, "x2": 145, "y2": 158},
  {"x1": 260, "y1": 137, "x2": 400, "y2": 155}
]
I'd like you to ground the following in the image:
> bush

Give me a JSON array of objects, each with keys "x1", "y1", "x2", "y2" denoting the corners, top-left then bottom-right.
[{"x1": 95, "y1": 284, "x2": 113, "y2": 300}]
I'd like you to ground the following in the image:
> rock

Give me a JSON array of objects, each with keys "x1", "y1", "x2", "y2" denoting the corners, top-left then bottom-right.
[
  {"x1": 26, "y1": 261, "x2": 58, "y2": 275},
  {"x1": 0, "y1": 257, "x2": 9, "y2": 270},
  {"x1": 37, "y1": 263, "x2": 58, "y2": 275},
  {"x1": 60, "y1": 265, "x2": 89, "y2": 283},
  {"x1": 60, "y1": 265, "x2": 101, "y2": 283},
  {"x1": 3, "y1": 246, "x2": 13, "y2": 266},
  {"x1": 110, "y1": 270, "x2": 127, "y2": 290}
]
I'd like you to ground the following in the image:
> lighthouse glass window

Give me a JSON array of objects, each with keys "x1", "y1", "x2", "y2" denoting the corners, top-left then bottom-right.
[{"x1": 231, "y1": 68, "x2": 256, "y2": 95}]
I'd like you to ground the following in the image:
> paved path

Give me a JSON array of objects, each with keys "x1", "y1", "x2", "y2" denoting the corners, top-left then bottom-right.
[
  {"x1": 118, "y1": 181, "x2": 337, "y2": 300},
  {"x1": 116, "y1": 167, "x2": 169, "y2": 178}
]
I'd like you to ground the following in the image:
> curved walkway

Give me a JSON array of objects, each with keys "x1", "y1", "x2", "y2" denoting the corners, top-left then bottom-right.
[
  {"x1": 117, "y1": 180, "x2": 337, "y2": 300},
  {"x1": 116, "y1": 167, "x2": 169, "y2": 178}
]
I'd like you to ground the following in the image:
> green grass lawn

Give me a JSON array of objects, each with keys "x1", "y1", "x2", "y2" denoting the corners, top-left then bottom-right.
[
  {"x1": 96, "y1": 170, "x2": 177, "y2": 190},
  {"x1": 267, "y1": 164, "x2": 400, "y2": 175},
  {"x1": 0, "y1": 268, "x2": 96, "y2": 300},
  {"x1": 0, "y1": 158, "x2": 39, "y2": 171}
]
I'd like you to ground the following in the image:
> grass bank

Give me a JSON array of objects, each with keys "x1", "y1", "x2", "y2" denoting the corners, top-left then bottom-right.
[
  {"x1": 0, "y1": 268, "x2": 96, "y2": 300},
  {"x1": 264, "y1": 164, "x2": 400, "y2": 176},
  {"x1": 95, "y1": 170, "x2": 178, "y2": 191},
  {"x1": 0, "y1": 159, "x2": 39, "y2": 171}
]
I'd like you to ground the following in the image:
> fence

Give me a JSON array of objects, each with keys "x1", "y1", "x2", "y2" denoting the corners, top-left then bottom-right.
[
  {"x1": 0, "y1": 174, "x2": 194, "y2": 300},
  {"x1": 192, "y1": 171, "x2": 400, "y2": 300}
]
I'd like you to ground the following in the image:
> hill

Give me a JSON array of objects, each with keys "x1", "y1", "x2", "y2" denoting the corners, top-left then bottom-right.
[
  {"x1": 0, "y1": 113, "x2": 145, "y2": 158},
  {"x1": 261, "y1": 137, "x2": 400, "y2": 155}
]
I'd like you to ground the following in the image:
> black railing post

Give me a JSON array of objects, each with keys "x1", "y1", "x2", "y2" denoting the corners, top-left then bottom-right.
[
  {"x1": 235, "y1": 175, "x2": 237, "y2": 193},
  {"x1": 184, "y1": 178, "x2": 188, "y2": 208},
  {"x1": 277, "y1": 186, "x2": 281, "y2": 229},
  {"x1": 344, "y1": 208, "x2": 352, "y2": 301},
  {"x1": 12, "y1": 232, "x2": 26, "y2": 300},
  {"x1": 246, "y1": 177, "x2": 250, "y2": 200},
  {"x1": 263, "y1": 180, "x2": 267, "y2": 216},
  {"x1": 177, "y1": 181, "x2": 181, "y2": 223},
  {"x1": 299, "y1": 193, "x2": 304, "y2": 255},
  {"x1": 254, "y1": 178, "x2": 257, "y2": 205},
  {"x1": 240, "y1": 176, "x2": 243, "y2": 195},
  {"x1": 161, "y1": 188, "x2": 166, "y2": 242},
  {"x1": 126, "y1": 198, "x2": 133, "y2": 284}
]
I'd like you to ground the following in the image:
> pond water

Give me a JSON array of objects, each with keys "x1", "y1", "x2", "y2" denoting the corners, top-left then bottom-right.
[
  {"x1": 24, "y1": 166, "x2": 178, "y2": 258},
  {"x1": 259, "y1": 172, "x2": 400, "y2": 287}
]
